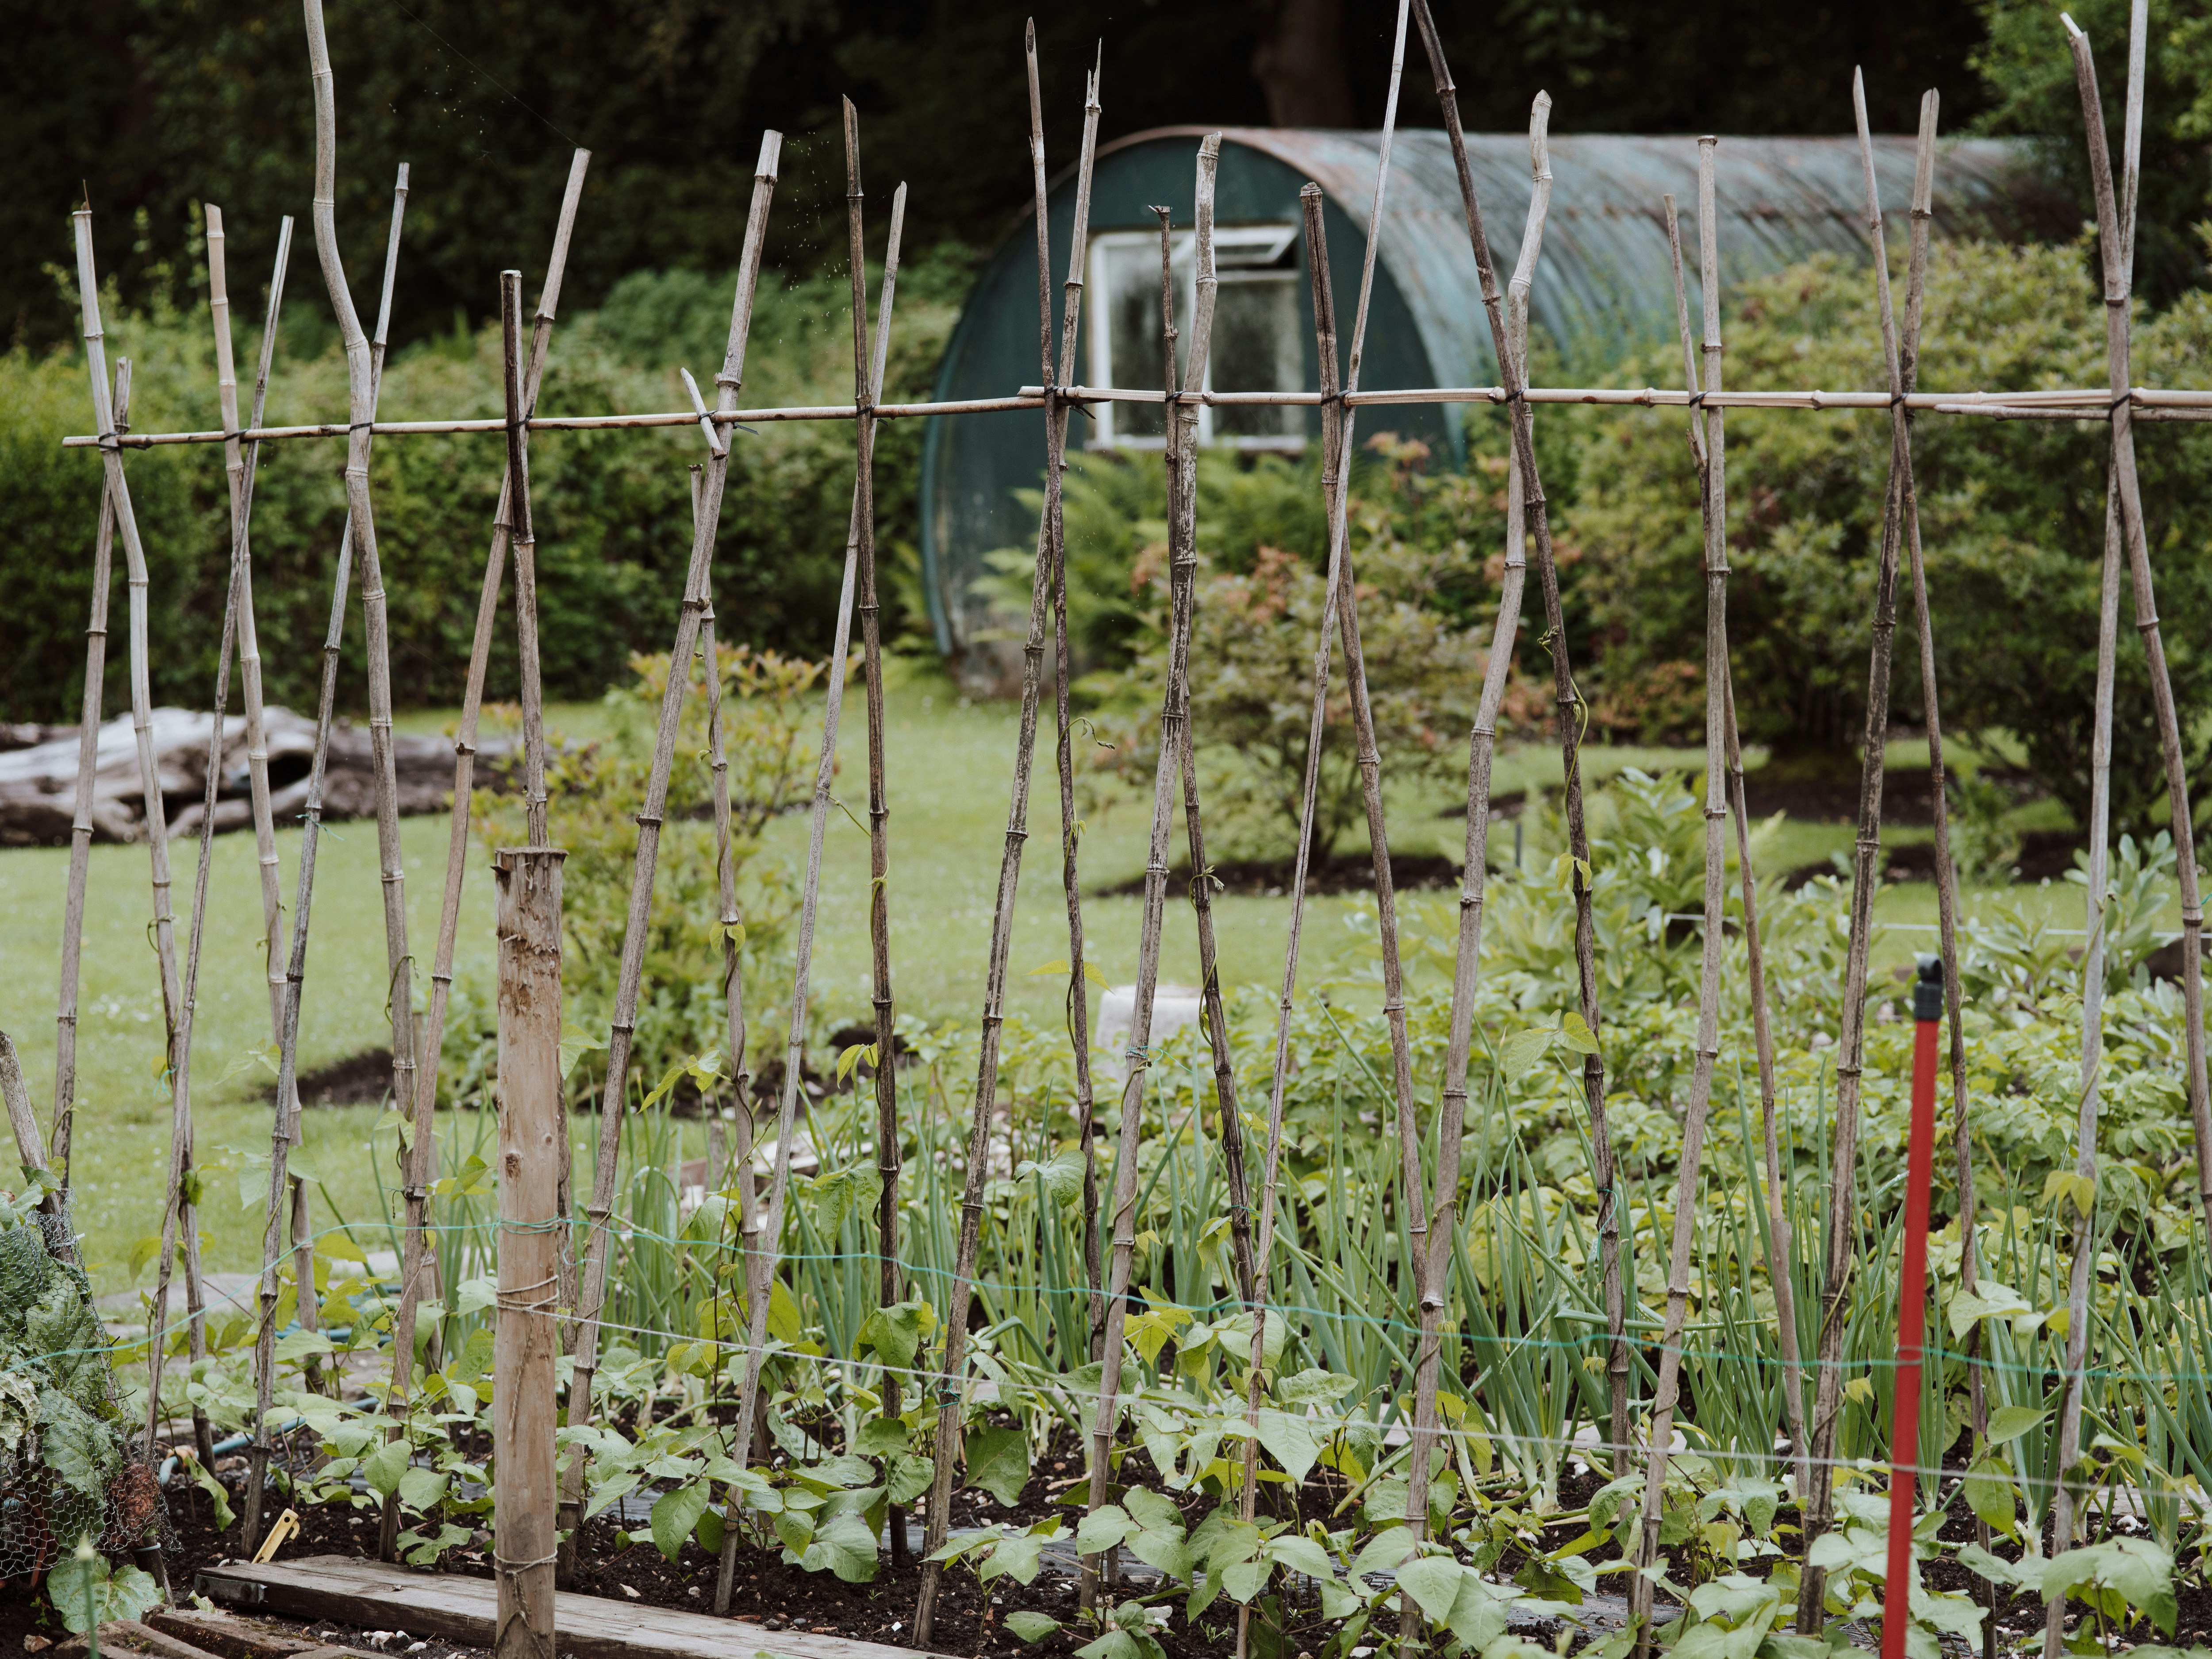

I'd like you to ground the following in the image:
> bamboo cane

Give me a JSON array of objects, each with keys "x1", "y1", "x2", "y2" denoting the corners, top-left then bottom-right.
[
  {"x1": 1395, "y1": 104, "x2": 1552, "y2": 1651},
  {"x1": 1133, "y1": 191, "x2": 1256, "y2": 1336},
  {"x1": 75, "y1": 382, "x2": 2177, "y2": 454},
  {"x1": 1409, "y1": 0, "x2": 1629, "y2": 1471},
  {"x1": 1029, "y1": 23, "x2": 1108, "y2": 1356},
  {"x1": 1875, "y1": 86, "x2": 1996, "y2": 1659},
  {"x1": 1079, "y1": 154, "x2": 1222, "y2": 1615},
  {"x1": 408, "y1": 152, "x2": 588, "y2": 1394},
  {"x1": 1724, "y1": 673, "x2": 1803, "y2": 1471},
  {"x1": 1661, "y1": 193, "x2": 1813, "y2": 1502},
  {"x1": 209, "y1": 213, "x2": 314, "y2": 1386},
  {"x1": 4, "y1": 1032, "x2": 72, "y2": 1253},
  {"x1": 910, "y1": 45, "x2": 1102, "y2": 1644},
  {"x1": 206, "y1": 209, "x2": 296, "y2": 1092},
  {"x1": 831, "y1": 93, "x2": 917, "y2": 1570},
  {"x1": 1234, "y1": 188, "x2": 1352, "y2": 1639},
  {"x1": 73, "y1": 216, "x2": 217, "y2": 1475},
  {"x1": 2051, "y1": 15, "x2": 2186, "y2": 1652},
  {"x1": 689, "y1": 445, "x2": 767, "y2": 1549},
  {"x1": 302, "y1": 0, "x2": 420, "y2": 1178},
  {"x1": 1629, "y1": 140, "x2": 1734, "y2": 1653},
  {"x1": 691, "y1": 500, "x2": 758, "y2": 1390},
  {"x1": 715, "y1": 134, "x2": 905, "y2": 1616},
  {"x1": 1156, "y1": 194, "x2": 1259, "y2": 1326},
  {"x1": 173, "y1": 205, "x2": 291, "y2": 1452},
  {"x1": 502, "y1": 271, "x2": 551, "y2": 853},
  {"x1": 561, "y1": 132, "x2": 776, "y2": 1554},
  {"x1": 1797, "y1": 68, "x2": 1936, "y2": 1626},
  {"x1": 2047, "y1": 470, "x2": 2124, "y2": 1659},
  {"x1": 50, "y1": 358, "x2": 127, "y2": 1183},
  {"x1": 264, "y1": 107, "x2": 411, "y2": 1552}
]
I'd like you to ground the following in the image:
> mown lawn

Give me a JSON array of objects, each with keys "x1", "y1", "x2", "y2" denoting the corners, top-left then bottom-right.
[{"x1": 3, "y1": 674, "x2": 2124, "y2": 1291}]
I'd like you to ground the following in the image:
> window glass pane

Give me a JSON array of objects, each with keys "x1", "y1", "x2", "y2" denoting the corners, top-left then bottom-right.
[
  {"x1": 1210, "y1": 273, "x2": 1303, "y2": 440},
  {"x1": 1099, "y1": 239, "x2": 1181, "y2": 439}
]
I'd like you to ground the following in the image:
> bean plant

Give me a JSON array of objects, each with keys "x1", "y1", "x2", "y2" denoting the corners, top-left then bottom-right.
[{"x1": 105, "y1": 771, "x2": 2212, "y2": 1657}]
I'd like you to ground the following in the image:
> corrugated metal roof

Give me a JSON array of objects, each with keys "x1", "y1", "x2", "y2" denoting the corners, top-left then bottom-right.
[
  {"x1": 921, "y1": 126, "x2": 2037, "y2": 661},
  {"x1": 1103, "y1": 127, "x2": 2032, "y2": 380}
]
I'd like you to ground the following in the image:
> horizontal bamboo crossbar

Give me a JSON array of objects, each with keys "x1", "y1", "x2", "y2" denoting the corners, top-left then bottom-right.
[{"x1": 61, "y1": 382, "x2": 2212, "y2": 449}]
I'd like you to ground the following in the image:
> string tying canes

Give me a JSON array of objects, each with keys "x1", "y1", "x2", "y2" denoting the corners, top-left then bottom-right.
[{"x1": 1881, "y1": 953, "x2": 1946, "y2": 1659}]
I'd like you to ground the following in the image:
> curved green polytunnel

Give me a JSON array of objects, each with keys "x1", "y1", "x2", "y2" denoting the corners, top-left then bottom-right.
[{"x1": 919, "y1": 125, "x2": 2034, "y2": 668}]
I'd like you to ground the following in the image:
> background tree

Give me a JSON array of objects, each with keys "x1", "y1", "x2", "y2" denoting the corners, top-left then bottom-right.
[{"x1": 0, "y1": 0, "x2": 1993, "y2": 351}]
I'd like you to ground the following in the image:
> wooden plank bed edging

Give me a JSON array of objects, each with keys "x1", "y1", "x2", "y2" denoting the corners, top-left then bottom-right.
[{"x1": 192, "y1": 1556, "x2": 951, "y2": 1659}]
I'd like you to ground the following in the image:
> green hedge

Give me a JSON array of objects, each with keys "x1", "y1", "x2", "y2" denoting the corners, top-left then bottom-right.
[{"x1": 0, "y1": 263, "x2": 955, "y2": 725}]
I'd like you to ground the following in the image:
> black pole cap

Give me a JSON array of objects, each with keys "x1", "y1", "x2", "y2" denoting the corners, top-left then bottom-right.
[{"x1": 1913, "y1": 953, "x2": 1945, "y2": 1022}]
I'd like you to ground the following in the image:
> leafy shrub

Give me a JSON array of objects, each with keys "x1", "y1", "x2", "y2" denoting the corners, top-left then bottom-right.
[
  {"x1": 1560, "y1": 238, "x2": 2212, "y2": 838},
  {"x1": 468, "y1": 641, "x2": 825, "y2": 1098},
  {"x1": 1072, "y1": 435, "x2": 1521, "y2": 860}
]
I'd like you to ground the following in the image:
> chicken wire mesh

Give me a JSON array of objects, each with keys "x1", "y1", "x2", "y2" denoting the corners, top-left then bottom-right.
[{"x1": 0, "y1": 1192, "x2": 168, "y2": 1583}]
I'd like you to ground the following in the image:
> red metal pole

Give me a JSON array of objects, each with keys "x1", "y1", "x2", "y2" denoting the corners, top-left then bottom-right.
[{"x1": 1882, "y1": 955, "x2": 1945, "y2": 1659}]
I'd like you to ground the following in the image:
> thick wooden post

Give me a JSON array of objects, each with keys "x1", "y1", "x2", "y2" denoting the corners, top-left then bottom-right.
[{"x1": 493, "y1": 847, "x2": 564, "y2": 1659}]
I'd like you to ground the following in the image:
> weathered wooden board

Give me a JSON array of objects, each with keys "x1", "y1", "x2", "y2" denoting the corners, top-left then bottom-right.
[
  {"x1": 192, "y1": 1556, "x2": 949, "y2": 1659},
  {"x1": 146, "y1": 1604, "x2": 387, "y2": 1659}
]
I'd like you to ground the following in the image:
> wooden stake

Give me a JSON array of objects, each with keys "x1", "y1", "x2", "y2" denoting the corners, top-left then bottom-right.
[
  {"x1": 912, "y1": 39, "x2": 1102, "y2": 1644},
  {"x1": 1630, "y1": 140, "x2": 1733, "y2": 1652},
  {"x1": 711, "y1": 142, "x2": 906, "y2": 1619},
  {"x1": 1798, "y1": 68, "x2": 1937, "y2": 1626},
  {"x1": 492, "y1": 847, "x2": 565, "y2": 1659},
  {"x1": 1409, "y1": 0, "x2": 1630, "y2": 1473},
  {"x1": 565, "y1": 130, "x2": 779, "y2": 1568},
  {"x1": 49, "y1": 359, "x2": 127, "y2": 1183},
  {"x1": 74, "y1": 215, "x2": 216, "y2": 1477}
]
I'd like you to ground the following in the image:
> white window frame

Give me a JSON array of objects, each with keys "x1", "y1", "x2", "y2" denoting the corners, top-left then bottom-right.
[{"x1": 1084, "y1": 224, "x2": 1306, "y2": 453}]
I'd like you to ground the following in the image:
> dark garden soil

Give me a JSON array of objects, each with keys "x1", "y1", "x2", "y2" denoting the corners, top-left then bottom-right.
[
  {"x1": 123, "y1": 1430, "x2": 2212, "y2": 1659},
  {"x1": 1096, "y1": 850, "x2": 1463, "y2": 899},
  {"x1": 267, "y1": 1050, "x2": 401, "y2": 1109}
]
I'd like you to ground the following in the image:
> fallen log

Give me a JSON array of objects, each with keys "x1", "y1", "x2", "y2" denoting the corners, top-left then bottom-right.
[{"x1": 0, "y1": 710, "x2": 511, "y2": 847}]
